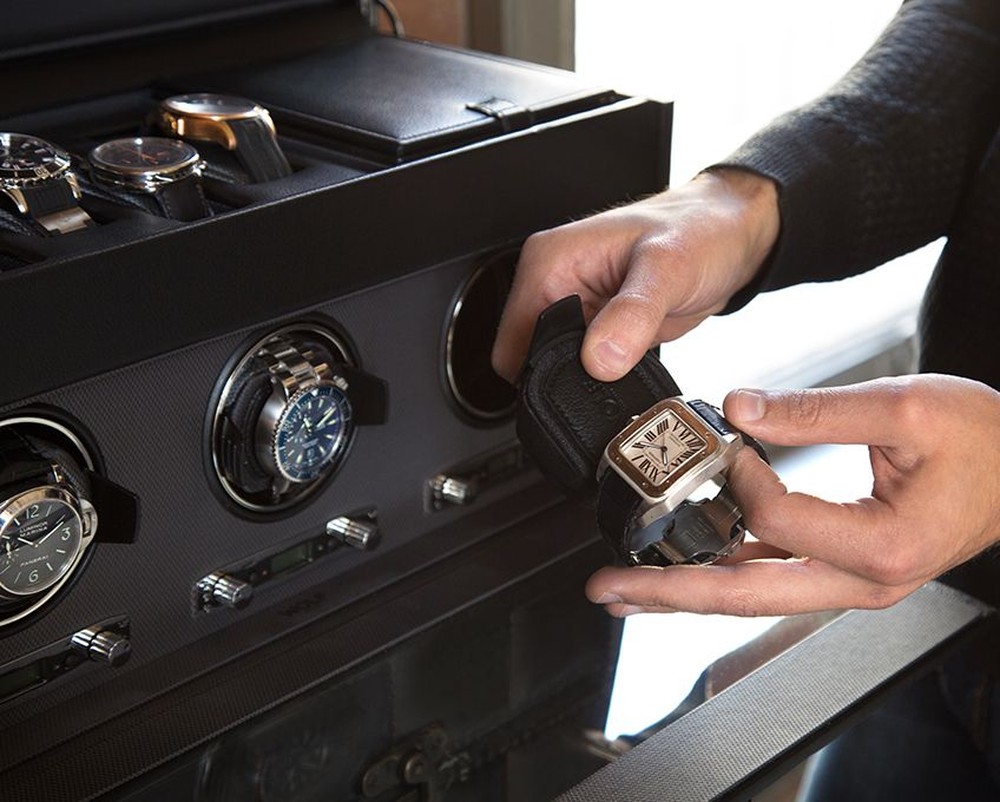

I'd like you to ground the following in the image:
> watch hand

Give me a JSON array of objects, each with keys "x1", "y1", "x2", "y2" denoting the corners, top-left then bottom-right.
[{"x1": 34, "y1": 515, "x2": 66, "y2": 546}]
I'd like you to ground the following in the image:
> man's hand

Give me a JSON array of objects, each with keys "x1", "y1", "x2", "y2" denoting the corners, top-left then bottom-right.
[
  {"x1": 586, "y1": 374, "x2": 1000, "y2": 617},
  {"x1": 491, "y1": 169, "x2": 779, "y2": 383}
]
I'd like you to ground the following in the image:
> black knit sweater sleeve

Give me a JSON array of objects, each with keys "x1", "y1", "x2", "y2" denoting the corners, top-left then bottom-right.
[{"x1": 714, "y1": 0, "x2": 1000, "y2": 306}]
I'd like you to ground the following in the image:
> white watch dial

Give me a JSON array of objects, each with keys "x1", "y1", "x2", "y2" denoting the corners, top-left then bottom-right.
[{"x1": 618, "y1": 408, "x2": 710, "y2": 489}]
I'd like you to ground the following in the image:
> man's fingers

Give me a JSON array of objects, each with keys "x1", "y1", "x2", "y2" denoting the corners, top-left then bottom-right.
[
  {"x1": 723, "y1": 380, "x2": 922, "y2": 448},
  {"x1": 581, "y1": 246, "x2": 705, "y2": 381},
  {"x1": 726, "y1": 450, "x2": 932, "y2": 585},
  {"x1": 491, "y1": 263, "x2": 555, "y2": 383},
  {"x1": 586, "y1": 558, "x2": 921, "y2": 618}
]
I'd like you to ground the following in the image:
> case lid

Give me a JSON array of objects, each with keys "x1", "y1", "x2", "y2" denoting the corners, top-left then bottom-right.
[
  {"x1": 189, "y1": 36, "x2": 619, "y2": 163},
  {"x1": 0, "y1": 0, "x2": 355, "y2": 61}
]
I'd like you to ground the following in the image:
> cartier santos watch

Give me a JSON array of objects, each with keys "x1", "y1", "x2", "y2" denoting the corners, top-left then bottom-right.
[
  {"x1": 154, "y1": 93, "x2": 292, "y2": 183},
  {"x1": 596, "y1": 397, "x2": 760, "y2": 566},
  {"x1": 0, "y1": 430, "x2": 98, "y2": 622},
  {"x1": 516, "y1": 295, "x2": 766, "y2": 567},
  {"x1": 0, "y1": 132, "x2": 94, "y2": 234},
  {"x1": 88, "y1": 137, "x2": 211, "y2": 221}
]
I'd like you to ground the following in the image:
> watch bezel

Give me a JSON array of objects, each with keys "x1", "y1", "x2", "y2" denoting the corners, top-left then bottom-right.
[
  {"x1": 0, "y1": 133, "x2": 73, "y2": 188},
  {"x1": 265, "y1": 381, "x2": 353, "y2": 484},
  {"x1": 159, "y1": 93, "x2": 267, "y2": 122},
  {"x1": 88, "y1": 137, "x2": 204, "y2": 194},
  {"x1": 0, "y1": 485, "x2": 96, "y2": 599},
  {"x1": 601, "y1": 397, "x2": 743, "y2": 523}
]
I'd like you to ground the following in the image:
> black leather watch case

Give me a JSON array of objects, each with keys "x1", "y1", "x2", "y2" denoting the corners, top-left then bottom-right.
[{"x1": 516, "y1": 295, "x2": 681, "y2": 498}]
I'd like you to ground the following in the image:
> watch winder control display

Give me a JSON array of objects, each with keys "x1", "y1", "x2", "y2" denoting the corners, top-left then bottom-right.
[
  {"x1": 193, "y1": 509, "x2": 377, "y2": 614},
  {"x1": 211, "y1": 322, "x2": 387, "y2": 513},
  {"x1": 443, "y1": 249, "x2": 517, "y2": 424}
]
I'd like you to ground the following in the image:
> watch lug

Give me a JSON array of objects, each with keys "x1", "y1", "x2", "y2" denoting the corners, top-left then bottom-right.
[
  {"x1": 65, "y1": 172, "x2": 83, "y2": 200},
  {"x1": 79, "y1": 497, "x2": 98, "y2": 537}
]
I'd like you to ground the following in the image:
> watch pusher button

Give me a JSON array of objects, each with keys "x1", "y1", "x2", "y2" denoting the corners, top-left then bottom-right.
[
  {"x1": 326, "y1": 516, "x2": 379, "y2": 551},
  {"x1": 430, "y1": 474, "x2": 479, "y2": 507},
  {"x1": 196, "y1": 572, "x2": 254, "y2": 610},
  {"x1": 70, "y1": 626, "x2": 132, "y2": 668}
]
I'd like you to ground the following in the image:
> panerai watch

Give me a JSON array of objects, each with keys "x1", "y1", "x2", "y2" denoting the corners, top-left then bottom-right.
[
  {"x1": 0, "y1": 132, "x2": 94, "y2": 234},
  {"x1": 154, "y1": 93, "x2": 292, "y2": 183},
  {"x1": 516, "y1": 295, "x2": 767, "y2": 567},
  {"x1": 0, "y1": 429, "x2": 98, "y2": 624},
  {"x1": 88, "y1": 137, "x2": 211, "y2": 221}
]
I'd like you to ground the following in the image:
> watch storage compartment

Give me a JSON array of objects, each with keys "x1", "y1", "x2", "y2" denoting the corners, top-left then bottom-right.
[
  {"x1": 441, "y1": 246, "x2": 518, "y2": 426},
  {"x1": 209, "y1": 319, "x2": 388, "y2": 515},
  {"x1": 0, "y1": 7, "x2": 675, "y2": 800}
]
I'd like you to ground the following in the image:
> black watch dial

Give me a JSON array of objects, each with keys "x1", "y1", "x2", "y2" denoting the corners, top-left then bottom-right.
[
  {"x1": 271, "y1": 384, "x2": 353, "y2": 484},
  {"x1": 0, "y1": 133, "x2": 71, "y2": 184},
  {"x1": 89, "y1": 137, "x2": 201, "y2": 183},
  {"x1": 0, "y1": 488, "x2": 85, "y2": 596}
]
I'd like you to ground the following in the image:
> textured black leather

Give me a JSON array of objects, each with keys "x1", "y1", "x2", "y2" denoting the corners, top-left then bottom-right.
[
  {"x1": 228, "y1": 116, "x2": 292, "y2": 183},
  {"x1": 516, "y1": 295, "x2": 680, "y2": 498},
  {"x1": 193, "y1": 35, "x2": 617, "y2": 163},
  {"x1": 154, "y1": 176, "x2": 212, "y2": 220}
]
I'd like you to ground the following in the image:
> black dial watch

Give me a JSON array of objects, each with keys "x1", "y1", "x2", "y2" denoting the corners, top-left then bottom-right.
[
  {"x1": 0, "y1": 430, "x2": 98, "y2": 626},
  {"x1": 88, "y1": 137, "x2": 211, "y2": 221},
  {"x1": 516, "y1": 295, "x2": 766, "y2": 567},
  {"x1": 154, "y1": 93, "x2": 292, "y2": 183},
  {"x1": 0, "y1": 132, "x2": 94, "y2": 234}
]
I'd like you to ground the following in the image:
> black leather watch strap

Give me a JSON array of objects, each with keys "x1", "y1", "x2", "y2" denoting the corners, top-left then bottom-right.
[
  {"x1": 516, "y1": 295, "x2": 681, "y2": 497},
  {"x1": 153, "y1": 177, "x2": 211, "y2": 221},
  {"x1": 229, "y1": 117, "x2": 292, "y2": 183}
]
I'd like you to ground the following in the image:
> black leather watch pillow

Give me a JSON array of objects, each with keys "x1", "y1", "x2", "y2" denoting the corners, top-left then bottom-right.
[{"x1": 515, "y1": 295, "x2": 681, "y2": 498}]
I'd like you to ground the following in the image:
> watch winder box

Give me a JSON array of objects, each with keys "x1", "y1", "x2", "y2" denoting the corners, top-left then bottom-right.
[
  {"x1": 0, "y1": 3, "x2": 674, "y2": 800},
  {"x1": 0, "y1": 5, "x2": 990, "y2": 802}
]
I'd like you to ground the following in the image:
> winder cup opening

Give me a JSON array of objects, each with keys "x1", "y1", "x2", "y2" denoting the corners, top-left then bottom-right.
[{"x1": 443, "y1": 249, "x2": 517, "y2": 424}]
